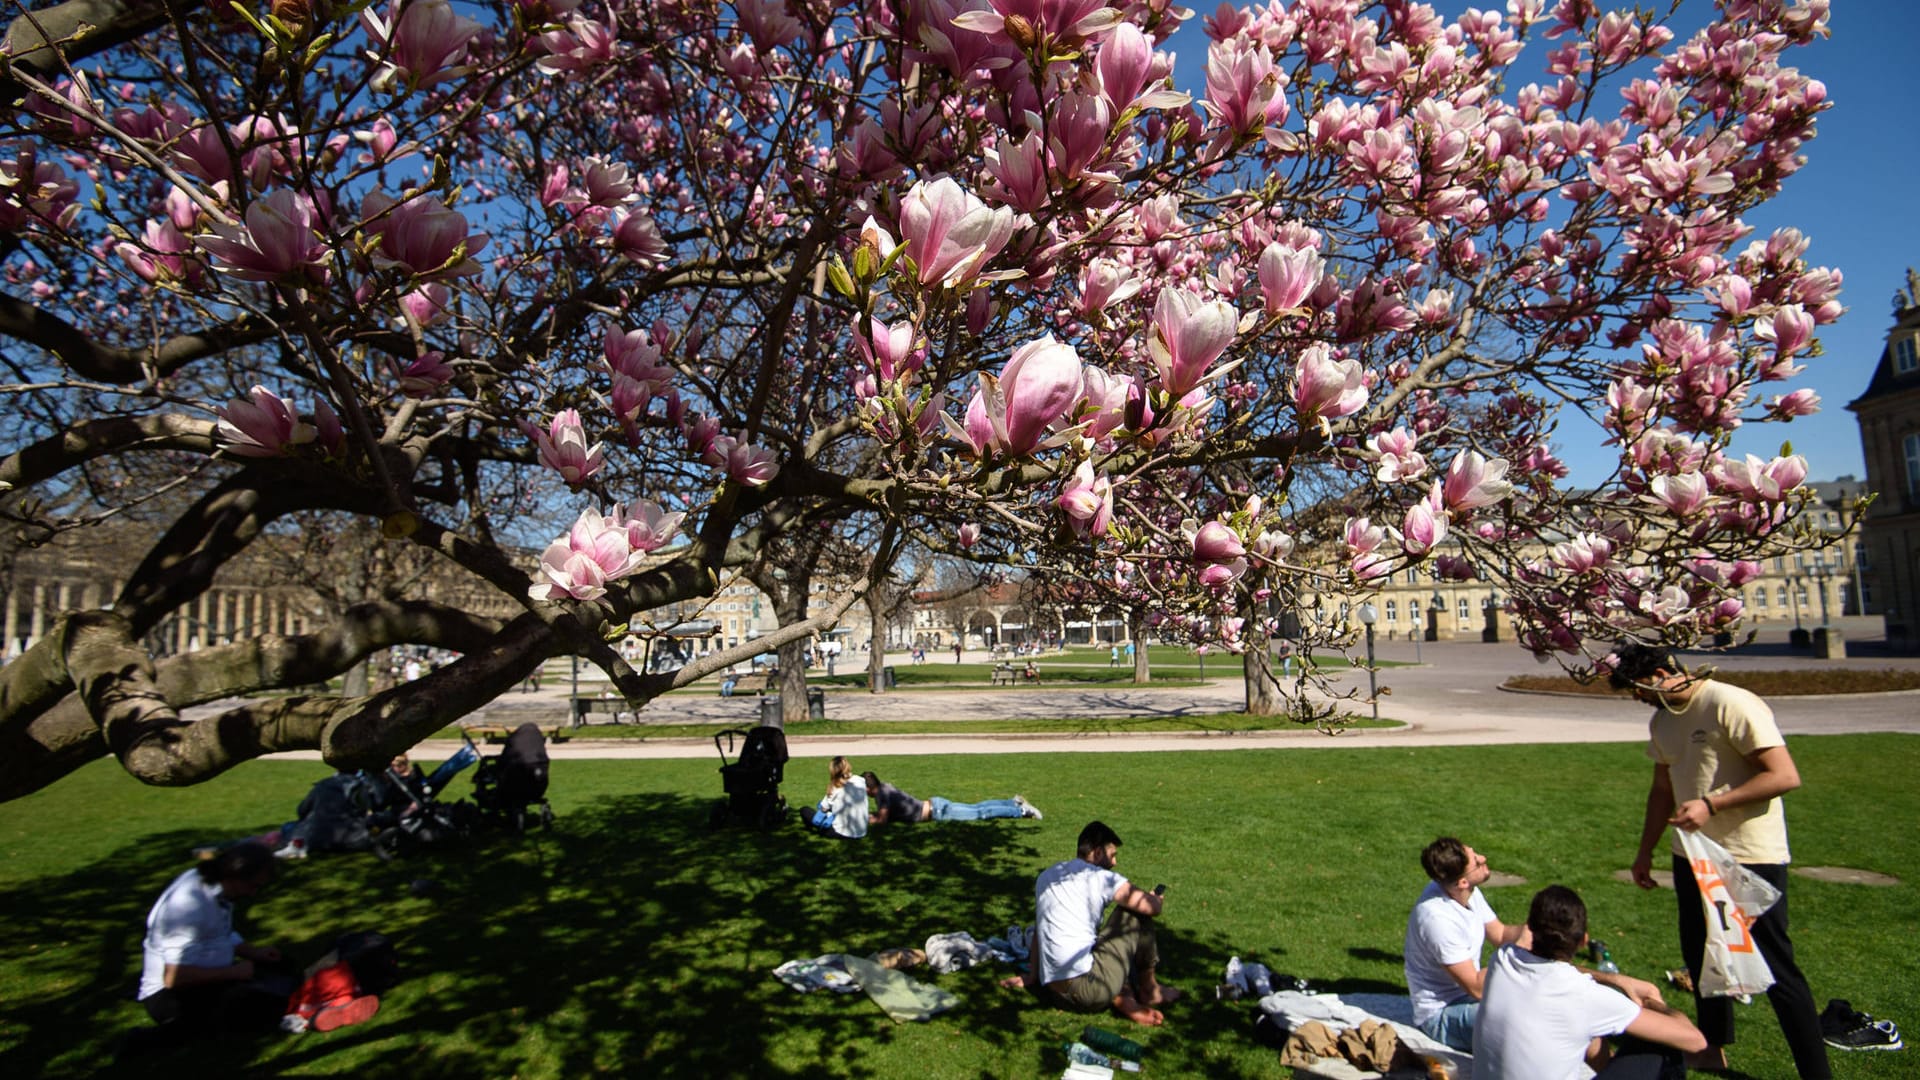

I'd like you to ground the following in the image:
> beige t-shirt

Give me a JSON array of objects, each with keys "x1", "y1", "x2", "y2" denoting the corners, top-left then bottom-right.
[{"x1": 1645, "y1": 679, "x2": 1791, "y2": 863}]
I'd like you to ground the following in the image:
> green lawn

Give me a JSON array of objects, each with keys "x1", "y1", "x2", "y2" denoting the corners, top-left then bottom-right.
[
  {"x1": 3, "y1": 736, "x2": 1913, "y2": 1079},
  {"x1": 499, "y1": 711, "x2": 1400, "y2": 741}
]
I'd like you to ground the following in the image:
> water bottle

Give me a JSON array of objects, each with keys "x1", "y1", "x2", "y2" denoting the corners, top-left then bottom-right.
[
  {"x1": 1063, "y1": 1041, "x2": 1141, "y2": 1072},
  {"x1": 1590, "y1": 939, "x2": 1620, "y2": 974},
  {"x1": 1081, "y1": 1026, "x2": 1144, "y2": 1061}
]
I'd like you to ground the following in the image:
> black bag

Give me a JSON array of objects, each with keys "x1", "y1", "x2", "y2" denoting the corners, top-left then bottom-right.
[{"x1": 333, "y1": 930, "x2": 401, "y2": 994}]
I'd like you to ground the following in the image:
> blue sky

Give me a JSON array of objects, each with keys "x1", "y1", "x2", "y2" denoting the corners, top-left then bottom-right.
[{"x1": 1164, "y1": 1, "x2": 1915, "y2": 486}]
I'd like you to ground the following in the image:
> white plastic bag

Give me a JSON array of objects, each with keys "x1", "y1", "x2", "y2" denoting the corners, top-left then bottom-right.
[{"x1": 1677, "y1": 829, "x2": 1782, "y2": 999}]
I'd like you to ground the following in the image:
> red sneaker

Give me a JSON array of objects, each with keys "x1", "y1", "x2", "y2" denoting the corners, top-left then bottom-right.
[{"x1": 311, "y1": 994, "x2": 381, "y2": 1032}]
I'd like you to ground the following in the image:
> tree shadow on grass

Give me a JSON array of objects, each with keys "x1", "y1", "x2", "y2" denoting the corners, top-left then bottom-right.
[{"x1": 0, "y1": 793, "x2": 1305, "y2": 1079}]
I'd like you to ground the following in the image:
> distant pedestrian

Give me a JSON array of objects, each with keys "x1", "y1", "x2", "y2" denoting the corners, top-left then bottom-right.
[
  {"x1": 1109, "y1": 645, "x2": 1119, "y2": 667},
  {"x1": 953, "y1": 642, "x2": 962, "y2": 663},
  {"x1": 1125, "y1": 641, "x2": 1136, "y2": 665}
]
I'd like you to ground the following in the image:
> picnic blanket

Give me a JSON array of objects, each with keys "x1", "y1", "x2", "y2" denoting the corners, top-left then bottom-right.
[
  {"x1": 773, "y1": 953, "x2": 958, "y2": 1023},
  {"x1": 1257, "y1": 991, "x2": 1473, "y2": 1079}
]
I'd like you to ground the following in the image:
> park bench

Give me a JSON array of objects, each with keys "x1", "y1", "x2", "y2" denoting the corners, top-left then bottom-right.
[
  {"x1": 569, "y1": 695, "x2": 632, "y2": 728},
  {"x1": 756, "y1": 670, "x2": 782, "y2": 694},
  {"x1": 464, "y1": 723, "x2": 569, "y2": 744},
  {"x1": 990, "y1": 664, "x2": 1016, "y2": 686}
]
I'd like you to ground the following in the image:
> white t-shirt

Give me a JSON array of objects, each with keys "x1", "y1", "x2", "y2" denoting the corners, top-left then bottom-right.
[
  {"x1": 1474, "y1": 945, "x2": 1642, "y2": 1080},
  {"x1": 823, "y1": 775, "x2": 869, "y2": 838},
  {"x1": 1404, "y1": 880, "x2": 1496, "y2": 1024},
  {"x1": 1034, "y1": 858, "x2": 1126, "y2": 983},
  {"x1": 139, "y1": 867, "x2": 243, "y2": 1000}
]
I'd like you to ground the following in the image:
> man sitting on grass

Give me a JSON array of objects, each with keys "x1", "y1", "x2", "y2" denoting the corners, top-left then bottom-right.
[
  {"x1": 128, "y1": 843, "x2": 296, "y2": 1052},
  {"x1": 1404, "y1": 836, "x2": 1527, "y2": 1051},
  {"x1": 1000, "y1": 821, "x2": 1180, "y2": 1026},
  {"x1": 1475, "y1": 885, "x2": 1705, "y2": 1079}
]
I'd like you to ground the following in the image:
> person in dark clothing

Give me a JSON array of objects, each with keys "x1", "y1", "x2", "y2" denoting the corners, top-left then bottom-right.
[{"x1": 862, "y1": 771, "x2": 1042, "y2": 824}]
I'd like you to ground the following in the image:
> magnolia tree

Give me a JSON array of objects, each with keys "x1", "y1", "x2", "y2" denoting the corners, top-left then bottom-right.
[{"x1": 0, "y1": 0, "x2": 1841, "y2": 799}]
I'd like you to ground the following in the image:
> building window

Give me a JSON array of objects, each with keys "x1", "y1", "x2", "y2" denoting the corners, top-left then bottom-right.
[
  {"x1": 1773, "y1": 556, "x2": 1785, "y2": 572},
  {"x1": 1410, "y1": 600, "x2": 1422, "y2": 622},
  {"x1": 1755, "y1": 588, "x2": 1767, "y2": 609},
  {"x1": 1907, "y1": 432, "x2": 1920, "y2": 499},
  {"x1": 1456, "y1": 597, "x2": 1470, "y2": 622},
  {"x1": 1777, "y1": 585, "x2": 1788, "y2": 608},
  {"x1": 1386, "y1": 600, "x2": 1398, "y2": 622},
  {"x1": 1897, "y1": 335, "x2": 1919, "y2": 375}
]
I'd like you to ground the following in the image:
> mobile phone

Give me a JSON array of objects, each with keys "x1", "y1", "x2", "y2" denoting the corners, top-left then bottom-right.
[{"x1": 1152, "y1": 883, "x2": 1167, "y2": 896}]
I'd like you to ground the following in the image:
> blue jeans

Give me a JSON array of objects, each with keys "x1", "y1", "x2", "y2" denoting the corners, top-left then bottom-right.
[
  {"x1": 929, "y1": 797, "x2": 1023, "y2": 821},
  {"x1": 1419, "y1": 1000, "x2": 1477, "y2": 1052}
]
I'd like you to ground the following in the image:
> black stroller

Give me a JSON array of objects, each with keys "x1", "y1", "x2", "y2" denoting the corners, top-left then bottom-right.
[
  {"x1": 369, "y1": 743, "x2": 481, "y2": 859},
  {"x1": 709, "y1": 724, "x2": 788, "y2": 829},
  {"x1": 471, "y1": 722, "x2": 555, "y2": 832}
]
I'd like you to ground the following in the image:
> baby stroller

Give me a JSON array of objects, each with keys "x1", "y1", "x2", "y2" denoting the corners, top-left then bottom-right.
[
  {"x1": 472, "y1": 722, "x2": 555, "y2": 832},
  {"x1": 369, "y1": 743, "x2": 481, "y2": 859},
  {"x1": 709, "y1": 724, "x2": 788, "y2": 829}
]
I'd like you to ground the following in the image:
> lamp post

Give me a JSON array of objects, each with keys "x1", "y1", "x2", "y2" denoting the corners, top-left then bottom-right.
[
  {"x1": 1357, "y1": 602, "x2": 1379, "y2": 722},
  {"x1": 1412, "y1": 602, "x2": 1422, "y2": 664},
  {"x1": 1809, "y1": 555, "x2": 1834, "y2": 627}
]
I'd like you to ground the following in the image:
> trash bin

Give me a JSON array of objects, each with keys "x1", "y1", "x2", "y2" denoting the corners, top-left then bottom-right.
[
  {"x1": 806, "y1": 686, "x2": 826, "y2": 720},
  {"x1": 758, "y1": 695, "x2": 782, "y2": 726},
  {"x1": 881, "y1": 665, "x2": 897, "y2": 690}
]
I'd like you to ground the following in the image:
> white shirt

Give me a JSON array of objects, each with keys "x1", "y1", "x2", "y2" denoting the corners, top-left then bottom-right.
[
  {"x1": 1474, "y1": 945, "x2": 1642, "y2": 1080},
  {"x1": 1404, "y1": 880, "x2": 1496, "y2": 1024},
  {"x1": 139, "y1": 867, "x2": 243, "y2": 1000},
  {"x1": 1034, "y1": 858, "x2": 1126, "y2": 983},
  {"x1": 822, "y1": 775, "x2": 868, "y2": 839}
]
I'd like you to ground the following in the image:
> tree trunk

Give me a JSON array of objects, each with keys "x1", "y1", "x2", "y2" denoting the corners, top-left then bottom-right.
[
  {"x1": 1129, "y1": 609, "x2": 1149, "y2": 684},
  {"x1": 868, "y1": 605, "x2": 887, "y2": 693},
  {"x1": 342, "y1": 658, "x2": 370, "y2": 697},
  {"x1": 1242, "y1": 641, "x2": 1286, "y2": 715},
  {"x1": 778, "y1": 637, "x2": 808, "y2": 725}
]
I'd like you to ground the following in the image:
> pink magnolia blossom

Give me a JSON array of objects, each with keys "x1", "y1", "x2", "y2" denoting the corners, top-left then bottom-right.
[
  {"x1": 609, "y1": 500, "x2": 684, "y2": 553},
  {"x1": 1367, "y1": 427, "x2": 1427, "y2": 482},
  {"x1": 399, "y1": 283, "x2": 452, "y2": 328},
  {"x1": 361, "y1": 0, "x2": 486, "y2": 94},
  {"x1": 353, "y1": 118, "x2": 408, "y2": 164},
  {"x1": 1644, "y1": 472, "x2": 1708, "y2": 515},
  {"x1": 397, "y1": 351, "x2": 455, "y2": 398},
  {"x1": 855, "y1": 316, "x2": 920, "y2": 381},
  {"x1": 1550, "y1": 533, "x2": 1613, "y2": 574},
  {"x1": 897, "y1": 177, "x2": 1021, "y2": 290},
  {"x1": 1076, "y1": 259, "x2": 1141, "y2": 318},
  {"x1": 215, "y1": 386, "x2": 316, "y2": 457},
  {"x1": 523, "y1": 409, "x2": 604, "y2": 487},
  {"x1": 722, "y1": 436, "x2": 780, "y2": 487},
  {"x1": 1256, "y1": 242, "x2": 1322, "y2": 314},
  {"x1": 1203, "y1": 37, "x2": 1284, "y2": 137},
  {"x1": 313, "y1": 398, "x2": 345, "y2": 456},
  {"x1": 950, "y1": 0, "x2": 1123, "y2": 44},
  {"x1": 534, "y1": 16, "x2": 618, "y2": 74},
  {"x1": 1441, "y1": 451, "x2": 1513, "y2": 510},
  {"x1": 1398, "y1": 501, "x2": 1448, "y2": 556},
  {"x1": 984, "y1": 130, "x2": 1049, "y2": 212},
  {"x1": 529, "y1": 507, "x2": 636, "y2": 602},
  {"x1": 997, "y1": 335, "x2": 1084, "y2": 455},
  {"x1": 1192, "y1": 520, "x2": 1246, "y2": 563},
  {"x1": 1343, "y1": 516, "x2": 1384, "y2": 556},
  {"x1": 580, "y1": 158, "x2": 638, "y2": 207},
  {"x1": 1766, "y1": 388, "x2": 1820, "y2": 419},
  {"x1": 1147, "y1": 287, "x2": 1237, "y2": 398},
  {"x1": 115, "y1": 217, "x2": 196, "y2": 284},
  {"x1": 1199, "y1": 559, "x2": 1247, "y2": 590},
  {"x1": 1713, "y1": 452, "x2": 1807, "y2": 501},
  {"x1": 1056, "y1": 459, "x2": 1114, "y2": 538},
  {"x1": 362, "y1": 192, "x2": 489, "y2": 280},
  {"x1": 1080, "y1": 364, "x2": 1129, "y2": 442},
  {"x1": 193, "y1": 189, "x2": 331, "y2": 284},
  {"x1": 1292, "y1": 344, "x2": 1367, "y2": 420},
  {"x1": 1434, "y1": 554, "x2": 1477, "y2": 581},
  {"x1": 1752, "y1": 303, "x2": 1813, "y2": 359},
  {"x1": 958, "y1": 523, "x2": 982, "y2": 549},
  {"x1": 610, "y1": 209, "x2": 669, "y2": 265}
]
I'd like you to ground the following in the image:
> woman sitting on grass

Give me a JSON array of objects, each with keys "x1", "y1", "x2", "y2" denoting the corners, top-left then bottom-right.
[
  {"x1": 863, "y1": 770, "x2": 1043, "y2": 825},
  {"x1": 810, "y1": 756, "x2": 868, "y2": 839}
]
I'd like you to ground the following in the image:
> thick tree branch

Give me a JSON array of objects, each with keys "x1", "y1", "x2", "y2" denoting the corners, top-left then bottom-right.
[
  {"x1": 0, "y1": 293, "x2": 275, "y2": 382},
  {"x1": 0, "y1": 413, "x2": 216, "y2": 490}
]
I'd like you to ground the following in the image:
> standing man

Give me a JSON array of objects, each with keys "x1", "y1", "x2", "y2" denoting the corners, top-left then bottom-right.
[
  {"x1": 1001, "y1": 821, "x2": 1180, "y2": 1026},
  {"x1": 1404, "y1": 836, "x2": 1526, "y2": 1051},
  {"x1": 1475, "y1": 885, "x2": 1706, "y2": 1079},
  {"x1": 1611, "y1": 642, "x2": 1830, "y2": 1079}
]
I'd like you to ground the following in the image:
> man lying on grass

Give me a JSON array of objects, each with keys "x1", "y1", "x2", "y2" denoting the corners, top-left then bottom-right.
[{"x1": 999, "y1": 820, "x2": 1181, "y2": 1026}]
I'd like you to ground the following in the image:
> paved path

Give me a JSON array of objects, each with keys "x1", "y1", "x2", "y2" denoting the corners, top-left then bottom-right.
[{"x1": 272, "y1": 620, "x2": 1917, "y2": 763}]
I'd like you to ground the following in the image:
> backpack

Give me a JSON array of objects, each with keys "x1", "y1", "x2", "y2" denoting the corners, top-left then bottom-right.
[{"x1": 333, "y1": 930, "x2": 401, "y2": 995}]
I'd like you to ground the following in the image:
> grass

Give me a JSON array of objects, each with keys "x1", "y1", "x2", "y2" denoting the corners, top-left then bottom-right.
[
  {"x1": 4, "y1": 736, "x2": 1914, "y2": 1079},
  {"x1": 1505, "y1": 669, "x2": 1920, "y2": 696}
]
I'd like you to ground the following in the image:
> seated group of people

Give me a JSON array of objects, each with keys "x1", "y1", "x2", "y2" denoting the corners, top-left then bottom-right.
[
  {"x1": 806, "y1": 756, "x2": 1042, "y2": 839},
  {"x1": 991, "y1": 823, "x2": 1707, "y2": 1080}
]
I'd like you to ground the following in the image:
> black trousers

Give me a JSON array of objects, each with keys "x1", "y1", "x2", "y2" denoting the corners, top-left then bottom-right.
[{"x1": 1672, "y1": 855, "x2": 1831, "y2": 1079}]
